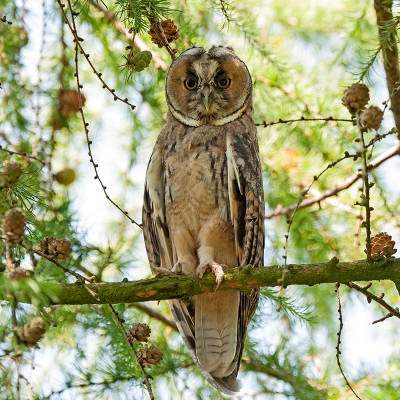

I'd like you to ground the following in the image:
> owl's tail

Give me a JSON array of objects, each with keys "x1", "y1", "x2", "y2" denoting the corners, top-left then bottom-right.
[{"x1": 169, "y1": 291, "x2": 242, "y2": 395}]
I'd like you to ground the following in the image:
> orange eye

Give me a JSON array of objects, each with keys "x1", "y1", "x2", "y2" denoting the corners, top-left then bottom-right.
[
  {"x1": 217, "y1": 77, "x2": 231, "y2": 88},
  {"x1": 184, "y1": 78, "x2": 198, "y2": 90}
]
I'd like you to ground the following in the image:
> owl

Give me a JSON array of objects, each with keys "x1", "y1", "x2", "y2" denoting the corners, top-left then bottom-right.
[{"x1": 142, "y1": 46, "x2": 265, "y2": 395}]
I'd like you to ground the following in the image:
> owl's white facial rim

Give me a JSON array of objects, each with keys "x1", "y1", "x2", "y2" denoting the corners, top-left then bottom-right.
[
  {"x1": 168, "y1": 106, "x2": 201, "y2": 126},
  {"x1": 167, "y1": 87, "x2": 251, "y2": 127},
  {"x1": 168, "y1": 100, "x2": 251, "y2": 126},
  {"x1": 166, "y1": 47, "x2": 253, "y2": 126}
]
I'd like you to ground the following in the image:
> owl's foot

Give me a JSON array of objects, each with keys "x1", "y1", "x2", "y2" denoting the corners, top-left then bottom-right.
[
  {"x1": 196, "y1": 262, "x2": 228, "y2": 291},
  {"x1": 152, "y1": 267, "x2": 175, "y2": 276},
  {"x1": 152, "y1": 262, "x2": 183, "y2": 276}
]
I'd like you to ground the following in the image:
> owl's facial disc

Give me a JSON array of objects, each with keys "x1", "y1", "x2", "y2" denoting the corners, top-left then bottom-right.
[{"x1": 166, "y1": 46, "x2": 252, "y2": 127}]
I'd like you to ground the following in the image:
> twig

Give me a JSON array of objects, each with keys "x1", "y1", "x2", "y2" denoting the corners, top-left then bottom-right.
[
  {"x1": 256, "y1": 116, "x2": 354, "y2": 127},
  {"x1": 60, "y1": 0, "x2": 142, "y2": 229},
  {"x1": 10, "y1": 295, "x2": 22, "y2": 398},
  {"x1": 148, "y1": 18, "x2": 176, "y2": 61},
  {"x1": 372, "y1": 311, "x2": 394, "y2": 325},
  {"x1": 281, "y1": 150, "x2": 358, "y2": 271},
  {"x1": 266, "y1": 141, "x2": 400, "y2": 218},
  {"x1": 355, "y1": 114, "x2": 372, "y2": 260},
  {"x1": 335, "y1": 283, "x2": 362, "y2": 400},
  {"x1": 0, "y1": 145, "x2": 48, "y2": 166},
  {"x1": 344, "y1": 281, "x2": 400, "y2": 320},
  {"x1": 132, "y1": 303, "x2": 178, "y2": 331},
  {"x1": 0, "y1": 15, "x2": 13, "y2": 25},
  {"x1": 19, "y1": 242, "x2": 91, "y2": 284},
  {"x1": 108, "y1": 305, "x2": 155, "y2": 400},
  {"x1": 57, "y1": 1, "x2": 136, "y2": 109},
  {"x1": 91, "y1": 2, "x2": 169, "y2": 70}
]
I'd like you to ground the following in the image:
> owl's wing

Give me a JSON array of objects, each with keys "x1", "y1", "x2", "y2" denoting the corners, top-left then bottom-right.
[
  {"x1": 226, "y1": 131, "x2": 265, "y2": 268},
  {"x1": 142, "y1": 144, "x2": 174, "y2": 273},
  {"x1": 225, "y1": 130, "x2": 265, "y2": 379}
]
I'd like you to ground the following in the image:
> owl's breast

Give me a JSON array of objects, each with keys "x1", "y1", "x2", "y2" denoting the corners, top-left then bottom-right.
[{"x1": 163, "y1": 129, "x2": 230, "y2": 233}]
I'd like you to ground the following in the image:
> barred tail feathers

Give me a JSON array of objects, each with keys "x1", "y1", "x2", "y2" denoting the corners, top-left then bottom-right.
[{"x1": 168, "y1": 290, "x2": 242, "y2": 395}]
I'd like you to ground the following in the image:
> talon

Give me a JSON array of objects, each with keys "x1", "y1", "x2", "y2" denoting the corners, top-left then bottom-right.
[
  {"x1": 152, "y1": 267, "x2": 175, "y2": 276},
  {"x1": 172, "y1": 262, "x2": 183, "y2": 274},
  {"x1": 196, "y1": 262, "x2": 228, "y2": 291}
]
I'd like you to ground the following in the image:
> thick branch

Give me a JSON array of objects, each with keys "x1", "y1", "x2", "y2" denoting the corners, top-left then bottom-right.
[
  {"x1": 5, "y1": 258, "x2": 400, "y2": 305},
  {"x1": 266, "y1": 141, "x2": 400, "y2": 218},
  {"x1": 374, "y1": 0, "x2": 400, "y2": 136}
]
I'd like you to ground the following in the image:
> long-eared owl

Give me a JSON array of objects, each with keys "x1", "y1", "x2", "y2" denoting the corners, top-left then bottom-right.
[{"x1": 142, "y1": 46, "x2": 264, "y2": 394}]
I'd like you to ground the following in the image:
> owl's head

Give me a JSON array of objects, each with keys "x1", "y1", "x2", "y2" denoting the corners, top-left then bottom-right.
[{"x1": 165, "y1": 46, "x2": 252, "y2": 127}]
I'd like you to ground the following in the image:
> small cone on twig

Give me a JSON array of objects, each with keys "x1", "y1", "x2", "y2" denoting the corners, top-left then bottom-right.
[
  {"x1": 7, "y1": 266, "x2": 31, "y2": 280},
  {"x1": 129, "y1": 323, "x2": 151, "y2": 344},
  {"x1": 1, "y1": 208, "x2": 26, "y2": 243},
  {"x1": 342, "y1": 83, "x2": 370, "y2": 115},
  {"x1": 59, "y1": 90, "x2": 86, "y2": 117},
  {"x1": 148, "y1": 19, "x2": 180, "y2": 48},
  {"x1": 360, "y1": 106, "x2": 383, "y2": 130},
  {"x1": 53, "y1": 167, "x2": 76, "y2": 186},
  {"x1": 36, "y1": 237, "x2": 72, "y2": 260},
  {"x1": 1, "y1": 160, "x2": 23, "y2": 186},
  {"x1": 124, "y1": 51, "x2": 152, "y2": 72},
  {"x1": 137, "y1": 344, "x2": 163, "y2": 368},
  {"x1": 16, "y1": 317, "x2": 46, "y2": 347},
  {"x1": 366, "y1": 232, "x2": 397, "y2": 260}
]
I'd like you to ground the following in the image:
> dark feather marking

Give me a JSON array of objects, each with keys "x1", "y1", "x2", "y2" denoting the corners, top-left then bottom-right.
[
  {"x1": 211, "y1": 156, "x2": 216, "y2": 180},
  {"x1": 220, "y1": 130, "x2": 264, "y2": 389},
  {"x1": 232, "y1": 179, "x2": 246, "y2": 252},
  {"x1": 215, "y1": 179, "x2": 219, "y2": 206}
]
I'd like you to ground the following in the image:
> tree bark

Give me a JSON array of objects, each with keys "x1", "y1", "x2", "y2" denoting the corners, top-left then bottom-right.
[
  {"x1": 4, "y1": 257, "x2": 400, "y2": 305},
  {"x1": 374, "y1": 0, "x2": 400, "y2": 137}
]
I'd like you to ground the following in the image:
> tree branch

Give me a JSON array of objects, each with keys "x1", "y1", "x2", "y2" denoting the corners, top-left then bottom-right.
[
  {"x1": 4, "y1": 258, "x2": 400, "y2": 305},
  {"x1": 266, "y1": 141, "x2": 400, "y2": 218},
  {"x1": 374, "y1": 0, "x2": 400, "y2": 137}
]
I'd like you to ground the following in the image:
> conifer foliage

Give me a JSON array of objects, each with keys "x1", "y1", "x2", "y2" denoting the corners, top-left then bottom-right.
[{"x1": 1, "y1": 0, "x2": 400, "y2": 398}]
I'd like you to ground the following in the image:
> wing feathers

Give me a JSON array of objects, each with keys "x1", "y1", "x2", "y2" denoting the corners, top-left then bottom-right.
[
  {"x1": 142, "y1": 147, "x2": 174, "y2": 272},
  {"x1": 142, "y1": 128, "x2": 264, "y2": 395}
]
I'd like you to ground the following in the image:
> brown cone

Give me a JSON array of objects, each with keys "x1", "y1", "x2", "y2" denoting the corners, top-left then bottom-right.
[
  {"x1": 148, "y1": 19, "x2": 180, "y2": 48},
  {"x1": 2, "y1": 208, "x2": 26, "y2": 242},
  {"x1": 137, "y1": 344, "x2": 163, "y2": 368},
  {"x1": 16, "y1": 317, "x2": 46, "y2": 347},
  {"x1": 2, "y1": 160, "x2": 23, "y2": 186},
  {"x1": 37, "y1": 237, "x2": 72, "y2": 260},
  {"x1": 365, "y1": 232, "x2": 397, "y2": 260},
  {"x1": 129, "y1": 323, "x2": 151, "y2": 344},
  {"x1": 342, "y1": 83, "x2": 370, "y2": 115},
  {"x1": 360, "y1": 106, "x2": 383, "y2": 130},
  {"x1": 7, "y1": 266, "x2": 31, "y2": 280},
  {"x1": 59, "y1": 90, "x2": 86, "y2": 117}
]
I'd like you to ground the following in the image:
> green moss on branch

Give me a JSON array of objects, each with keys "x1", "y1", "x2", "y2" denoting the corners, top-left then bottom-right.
[{"x1": 7, "y1": 257, "x2": 399, "y2": 305}]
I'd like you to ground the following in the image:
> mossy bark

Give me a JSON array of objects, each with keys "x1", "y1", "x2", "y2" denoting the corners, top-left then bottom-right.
[{"x1": 29, "y1": 257, "x2": 400, "y2": 305}]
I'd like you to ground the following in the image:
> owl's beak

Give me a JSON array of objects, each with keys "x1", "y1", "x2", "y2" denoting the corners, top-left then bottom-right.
[
  {"x1": 201, "y1": 86, "x2": 212, "y2": 111},
  {"x1": 203, "y1": 94, "x2": 210, "y2": 111}
]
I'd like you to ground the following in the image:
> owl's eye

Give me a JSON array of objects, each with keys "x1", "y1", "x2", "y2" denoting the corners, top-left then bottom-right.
[
  {"x1": 184, "y1": 78, "x2": 198, "y2": 90},
  {"x1": 217, "y1": 78, "x2": 231, "y2": 88}
]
